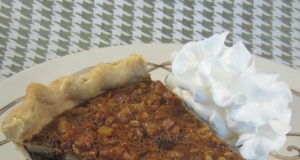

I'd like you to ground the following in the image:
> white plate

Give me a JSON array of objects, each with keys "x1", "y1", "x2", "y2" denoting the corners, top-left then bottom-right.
[{"x1": 0, "y1": 44, "x2": 299, "y2": 160}]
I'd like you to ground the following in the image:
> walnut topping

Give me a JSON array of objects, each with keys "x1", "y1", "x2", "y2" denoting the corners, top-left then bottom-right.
[
  {"x1": 117, "y1": 107, "x2": 132, "y2": 123},
  {"x1": 57, "y1": 117, "x2": 71, "y2": 134},
  {"x1": 162, "y1": 118, "x2": 175, "y2": 130},
  {"x1": 97, "y1": 126, "x2": 114, "y2": 137},
  {"x1": 26, "y1": 81, "x2": 244, "y2": 160}
]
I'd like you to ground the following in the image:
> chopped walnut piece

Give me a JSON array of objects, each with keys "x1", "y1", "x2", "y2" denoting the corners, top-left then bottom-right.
[
  {"x1": 162, "y1": 118, "x2": 175, "y2": 130},
  {"x1": 142, "y1": 121, "x2": 159, "y2": 136},
  {"x1": 97, "y1": 126, "x2": 114, "y2": 137},
  {"x1": 117, "y1": 107, "x2": 132, "y2": 123},
  {"x1": 57, "y1": 117, "x2": 71, "y2": 134}
]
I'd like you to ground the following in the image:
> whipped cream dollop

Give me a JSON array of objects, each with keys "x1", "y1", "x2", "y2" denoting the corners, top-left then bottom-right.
[{"x1": 165, "y1": 32, "x2": 293, "y2": 160}]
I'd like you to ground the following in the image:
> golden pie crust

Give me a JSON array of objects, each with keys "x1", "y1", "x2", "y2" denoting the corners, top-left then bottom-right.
[{"x1": 1, "y1": 54, "x2": 150, "y2": 145}]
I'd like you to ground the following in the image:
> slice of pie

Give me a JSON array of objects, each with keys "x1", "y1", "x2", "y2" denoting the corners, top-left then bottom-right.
[{"x1": 1, "y1": 54, "x2": 244, "y2": 160}]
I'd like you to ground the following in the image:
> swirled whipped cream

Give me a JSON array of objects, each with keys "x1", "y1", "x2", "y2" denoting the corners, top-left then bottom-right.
[{"x1": 165, "y1": 32, "x2": 293, "y2": 160}]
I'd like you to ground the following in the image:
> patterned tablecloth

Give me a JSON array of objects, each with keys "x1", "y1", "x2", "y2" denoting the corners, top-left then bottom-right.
[{"x1": 0, "y1": 0, "x2": 299, "y2": 82}]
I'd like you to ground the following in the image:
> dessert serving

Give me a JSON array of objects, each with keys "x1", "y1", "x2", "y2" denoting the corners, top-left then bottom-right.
[
  {"x1": 1, "y1": 54, "x2": 244, "y2": 159},
  {"x1": 166, "y1": 32, "x2": 293, "y2": 160}
]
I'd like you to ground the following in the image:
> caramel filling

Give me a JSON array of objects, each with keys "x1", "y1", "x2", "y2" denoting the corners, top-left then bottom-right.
[{"x1": 26, "y1": 81, "x2": 244, "y2": 160}]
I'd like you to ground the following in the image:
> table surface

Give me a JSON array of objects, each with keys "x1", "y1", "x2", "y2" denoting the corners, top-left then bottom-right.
[{"x1": 1, "y1": 0, "x2": 300, "y2": 82}]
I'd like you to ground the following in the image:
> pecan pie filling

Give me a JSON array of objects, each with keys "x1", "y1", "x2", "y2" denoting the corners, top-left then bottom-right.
[{"x1": 25, "y1": 80, "x2": 244, "y2": 160}]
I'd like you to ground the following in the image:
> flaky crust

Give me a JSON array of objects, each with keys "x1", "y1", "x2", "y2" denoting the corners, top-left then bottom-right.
[{"x1": 1, "y1": 54, "x2": 150, "y2": 145}]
